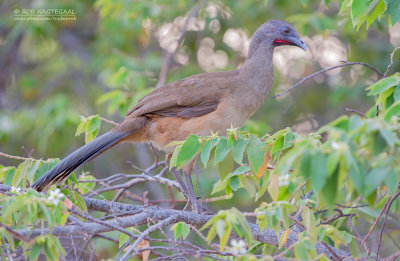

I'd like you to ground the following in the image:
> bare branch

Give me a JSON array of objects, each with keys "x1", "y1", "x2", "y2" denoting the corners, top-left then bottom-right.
[
  {"x1": 360, "y1": 195, "x2": 392, "y2": 252},
  {"x1": 272, "y1": 62, "x2": 384, "y2": 98},
  {"x1": 156, "y1": 1, "x2": 205, "y2": 88},
  {"x1": 383, "y1": 47, "x2": 400, "y2": 77},
  {"x1": 99, "y1": 116, "x2": 119, "y2": 126},
  {"x1": 345, "y1": 108, "x2": 367, "y2": 119},
  {"x1": 120, "y1": 215, "x2": 177, "y2": 260},
  {"x1": 0, "y1": 151, "x2": 44, "y2": 162},
  {"x1": 0, "y1": 222, "x2": 30, "y2": 243},
  {"x1": 376, "y1": 191, "x2": 400, "y2": 260}
]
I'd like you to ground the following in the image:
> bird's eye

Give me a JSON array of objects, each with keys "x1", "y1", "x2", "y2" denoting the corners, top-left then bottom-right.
[{"x1": 283, "y1": 28, "x2": 290, "y2": 34}]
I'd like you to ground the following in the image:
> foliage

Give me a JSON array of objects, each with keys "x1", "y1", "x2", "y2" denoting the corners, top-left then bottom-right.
[{"x1": 0, "y1": 0, "x2": 400, "y2": 260}]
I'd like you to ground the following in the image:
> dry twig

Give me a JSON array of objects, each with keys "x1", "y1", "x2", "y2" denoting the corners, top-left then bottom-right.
[{"x1": 273, "y1": 62, "x2": 384, "y2": 98}]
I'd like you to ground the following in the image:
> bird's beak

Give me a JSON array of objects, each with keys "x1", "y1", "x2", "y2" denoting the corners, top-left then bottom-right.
[{"x1": 288, "y1": 36, "x2": 307, "y2": 51}]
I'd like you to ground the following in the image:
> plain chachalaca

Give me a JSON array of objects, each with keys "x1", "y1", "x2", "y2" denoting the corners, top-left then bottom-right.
[{"x1": 32, "y1": 20, "x2": 306, "y2": 212}]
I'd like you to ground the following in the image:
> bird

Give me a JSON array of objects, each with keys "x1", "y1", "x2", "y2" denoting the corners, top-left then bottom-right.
[{"x1": 32, "y1": 20, "x2": 306, "y2": 212}]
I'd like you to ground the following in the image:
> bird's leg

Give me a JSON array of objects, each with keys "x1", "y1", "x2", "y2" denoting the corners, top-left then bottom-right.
[
  {"x1": 194, "y1": 165, "x2": 211, "y2": 212},
  {"x1": 170, "y1": 167, "x2": 189, "y2": 196},
  {"x1": 166, "y1": 152, "x2": 189, "y2": 197},
  {"x1": 167, "y1": 153, "x2": 207, "y2": 213},
  {"x1": 181, "y1": 156, "x2": 209, "y2": 213}
]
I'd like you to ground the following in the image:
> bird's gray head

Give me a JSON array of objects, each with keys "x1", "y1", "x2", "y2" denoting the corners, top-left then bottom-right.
[{"x1": 247, "y1": 20, "x2": 307, "y2": 59}]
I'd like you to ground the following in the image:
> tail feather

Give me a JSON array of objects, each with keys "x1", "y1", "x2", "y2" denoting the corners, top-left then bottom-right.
[{"x1": 32, "y1": 131, "x2": 128, "y2": 191}]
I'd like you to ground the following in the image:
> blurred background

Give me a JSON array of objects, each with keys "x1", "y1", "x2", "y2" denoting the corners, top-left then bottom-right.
[{"x1": 0, "y1": 0, "x2": 399, "y2": 256}]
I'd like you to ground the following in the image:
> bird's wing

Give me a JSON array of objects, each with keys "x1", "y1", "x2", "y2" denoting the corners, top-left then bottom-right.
[{"x1": 127, "y1": 70, "x2": 238, "y2": 118}]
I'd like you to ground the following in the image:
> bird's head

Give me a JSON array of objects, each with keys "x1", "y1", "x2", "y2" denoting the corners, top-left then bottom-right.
[{"x1": 248, "y1": 20, "x2": 307, "y2": 59}]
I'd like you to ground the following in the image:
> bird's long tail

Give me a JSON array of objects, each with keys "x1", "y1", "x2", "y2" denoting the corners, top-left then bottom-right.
[{"x1": 32, "y1": 131, "x2": 128, "y2": 191}]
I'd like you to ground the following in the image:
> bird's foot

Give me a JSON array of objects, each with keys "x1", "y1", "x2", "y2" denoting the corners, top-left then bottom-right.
[{"x1": 188, "y1": 197, "x2": 212, "y2": 214}]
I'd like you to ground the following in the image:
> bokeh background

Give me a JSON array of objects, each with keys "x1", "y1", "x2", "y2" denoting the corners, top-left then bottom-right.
[{"x1": 0, "y1": 0, "x2": 399, "y2": 257}]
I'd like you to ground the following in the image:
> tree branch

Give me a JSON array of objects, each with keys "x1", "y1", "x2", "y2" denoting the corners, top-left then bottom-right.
[
  {"x1": 272, "y1": 62, "x2": 384, "y2": 98},
  {"x1": 120, "y1": 215, "x2": 178, "y2": 260},
  {"x1": 383, "y1": 47, "x2": 400, "y2": 77},
  {"x1": 156, "y1": 1, "x2": 204, "y2": 88}
]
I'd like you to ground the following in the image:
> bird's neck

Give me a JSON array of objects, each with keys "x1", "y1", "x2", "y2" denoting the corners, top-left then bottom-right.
[{"x1": 239, "y1": 44, "x2": 275, "y2": 93}]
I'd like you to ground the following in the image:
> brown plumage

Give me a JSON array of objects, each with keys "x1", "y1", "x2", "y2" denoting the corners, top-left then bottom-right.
[{"x1": 32, "y1": 20, "x2": 306, "y2": 211}]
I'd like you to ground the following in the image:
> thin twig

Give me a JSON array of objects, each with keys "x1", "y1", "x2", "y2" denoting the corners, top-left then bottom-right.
[
  {"x1": 69, "y1": 207, "x2": 137, "y2": 240},
  {"x1": 383, "y1": 47, "x2": 400, "y2": 77},
  {"x1": 273, "y1": 62, "x2": 384, "y2": 98},
  {"x1": 120, "y1": 215, "x2": 178, "y2": 261},
  {"x1": 381, "y1": 249, "x2": 400, "y2": 261},
  {"x1": 289, "y1": 181, "x2": 307, "y2": 203},
  {"x1": 376, "y1": 191, "x2": 400, "y2": 260},
  {"x1": 360, "y1": 195, "x2": 392, "y2": 252},
  {"x1": 0, "y1": 223, "x2": 30, "y2": 243},
  {"x1": 321, "y1": 241, "x2": 341, "y2": 261},
  {"x1": 99, "y1": 116, "x2": 118, "y2": 126},
  {"x1": 345, "y1": 108, "x2": 367, "y2": 119},
  {"x1": 156, "y1": 2, "x2": 204, "y2": 88},
  {"x1": 93, "y1": 233, "x2": 119, "y2": 244},
  {"x1": 0, "y1": 151, "x2": 44, "y2": 162}
]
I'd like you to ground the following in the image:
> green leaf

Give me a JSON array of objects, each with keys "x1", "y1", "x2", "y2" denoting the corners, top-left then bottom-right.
[
  {"x1": 3, "y1": 167, "x2": 16, "y2": 185},
  {"x1": 169, "y1": 145, "x2": 181, "y2": 170},
  {"x1": 322, "y1": 166, "x2": 339, "y2": 208},
  {"x1": 230, "y1": 176, "x2": 240, "y2": 191},
  {"x1": 366, "y1": 76, "x2": 400, "y2": 95},
  {"x1": 283, "y1": 131, "x2": 295, "y2": 149},
  {"x1": 383, "y1": 101, "x2": 400, "y2": 122},
  {"x1": 33, "y1": 159, "x2": 60, "y2": 182},
  {"x1": 311, "y1": 152, "x2": 327, "y2": 193},
  {"x1": 201, "y1": 138, "x2": 219, "y2": 168},
  {"x1": 300, "y1": 149, "x2": 312, "y2": 179},
  {"x1": 171, "y1": 222, "x2": 190, "y2": 240},
  {"x1": 211, "y1": 178, "x2": 228, "y2": 194},
  {"x1": 247, "y1": 136, "x2": 265, "y2": 174},
  {"x1": 29, "y1": 242, "x2": 42, "y2": 261},
  {"x1": 364, "y1": 167, "x2": 389, "y2": 196},
  {"x1": 345, "y1": 151, "x2": 364, "y2": 193},
  {"x1": 67, "y1": 172, "x2": 79, "y2": 185},
  {"x1": 214, "y1": 138, "x2": 230, "y2": 165},
  {"x1": 303, "y1": 207, "x2": 318, "y2": 243},
  {"x1": 177, "y1": 135, "x2": 201, "y2": 168},
  {"x1": 385, "y1": 170, "x2": 398, "y2": 194},
  {"x1": 385, "y1": 0, "x2": 400, "y2": 24},
  {"x1": 13, "y1": 160, "x2": 32, "y2": 188},
  {"x1": 219, "y1": 223, "x2": 232, "y2": 251},
  {"x1": 75, "y1": 118, "x2": 88, "y2": 136},
  {"x1": 233, "y1": 166, "x2": 251, "y2": 176},
  {"x1": 256, "y1": 173, "x2": 269, "y2": 201},
  {"x1": 349, "y1": 238, "x2": 360, "y2": 257},
  {"x1": 323, "y1": 115, "x2": 349, "y2": 131},
  {"x1": 351, "y1": 0, "x2": 375, "y2": 27},
  {"x1": 232, "y1": 208, "x2": 253, "y2": 243},
  {"x1": 367, "y1": 0, "x2": 386, "y2": 27},
  {"x1": 85, "y1": 130, "x2": 98, "y2": 143},
  {"x1": 87, "y1": 115, "x2": 101, "y2": 133},
  {"x1": 271, "y1": 136, "x2": 284, "y2": 154},
  {"x1": 326, "y1": 151, "x2": 340, "y2": 178},
  {"x1": 232, "y1": 137, "x2": 248, "y2": 164},
  {"x1": 218, "y1": 151, "x2": 234, "y2": 179},
  {"x1": 40, "y1": 203, "x2": 55, "y2": 228},
  {"x1": 394, "y1": 86, "x2": 400, "y2": 101},
  {"x1": 43, "y1": 241, "x2": 56, "y2": 261},
  {"x1": 72, "y1": 191, "x2": 87, "y2": 212},
  {"x1": 119, "y1": 228, "x2": 136, "y2": 248},
  {"x1": 27, "y1": 160, "x2": 41, "y2": 184},
  {"x1": 379, "y1": 128, "x2": 396, "y2": 147},
  {"x1": 239, "y1": 175, "x2": 257, "y2": 197}
]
